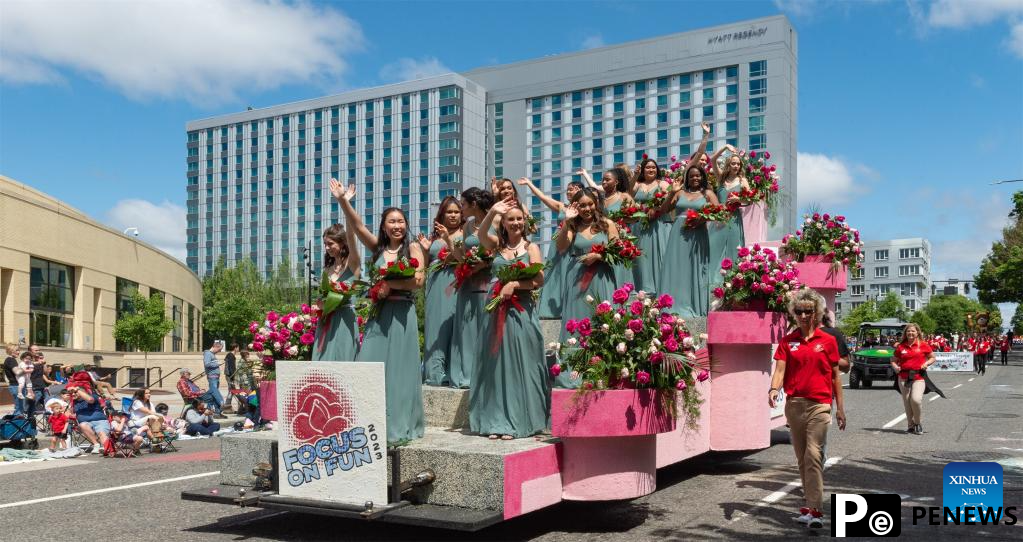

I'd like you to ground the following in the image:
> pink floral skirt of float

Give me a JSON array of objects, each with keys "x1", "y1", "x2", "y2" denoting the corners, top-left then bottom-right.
[{"x1": 742, "y1": 201, "x2": 768, "y2": 246}]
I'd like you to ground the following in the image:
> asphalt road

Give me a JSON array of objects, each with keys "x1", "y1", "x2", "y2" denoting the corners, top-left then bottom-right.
[{"x1": 2, "y1": 352, "x2": 1021, "y2": 541}]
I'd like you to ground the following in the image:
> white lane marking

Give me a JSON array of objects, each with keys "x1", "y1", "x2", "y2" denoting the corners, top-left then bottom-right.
[
  {"x1": 883, "y1": 413, "x2": 908, "y2": 429},
  {"x1": 930, "y1": 395, "x2": 940, "y2": 402},
  {"x1": 969, "y1": 378, "x2": 975, "y2": 382},
  {"x1": 0, "y1": 471, "x2": 219, "y2": 509},
  {"x1": 994, "y1": 447, "x2": 1023, "y2": 452},
  {"x1": 953, "y1": 384, "x2": 963, "y2": 389},
  {"x1": 729, "y1": 457, "x2": 843, "y2": 523}
]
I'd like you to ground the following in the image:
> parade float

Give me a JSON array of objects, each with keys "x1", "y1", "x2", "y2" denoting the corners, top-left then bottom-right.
[{"x1": 182, "y1": 154, "x2": 833, "y2": 531}]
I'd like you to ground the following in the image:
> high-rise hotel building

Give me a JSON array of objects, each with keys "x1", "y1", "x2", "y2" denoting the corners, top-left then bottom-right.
[{"x1": 186, "y1": 16, "x2": 797, "y2": 276}]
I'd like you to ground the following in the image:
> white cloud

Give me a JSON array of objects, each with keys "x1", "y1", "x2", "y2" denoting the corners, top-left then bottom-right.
[
  {"x1": 379, "y1": 57, "x2": 451, "y2": 83},
  {"x1": 581, "y1": 35, "x2": 606, "y2": 50},
  {"x1": 1009, "y1": 21, "x2": 1023, "y2": 57},
  {"x1": 910, "y1": 0, "x2": 1023, "y2": 58},
  {"x1": 105, "y1": 199, "x2": 187, "y2": 262},
  {"x1": 920, "y1": 0, "x2": 1023, "y2": 28},
  {"x1": 795, "y1": 152, "x2": 873, "y2": 208},
  {"x1": 930, "y1": 193, "x2": 1012, "y2": 280},
  {"x1": 772, "y1": 0, "x2": 821, "y2": 18},
  {"x1": 0, "y1": 0, "x2": 364, "y2": 105}
]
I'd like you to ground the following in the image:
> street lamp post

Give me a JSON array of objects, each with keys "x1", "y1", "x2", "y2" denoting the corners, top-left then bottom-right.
[{"x1": 302, "y1": 241, "x2": 315, "y2": 309}]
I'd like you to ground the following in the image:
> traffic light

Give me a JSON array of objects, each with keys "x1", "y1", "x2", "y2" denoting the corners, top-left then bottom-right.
[
  {"x1": 965, "y1": 283, "x2": 970, "y2": 294},
  {"x1": 931, "y1": 284, "x2": 936, "y2": 295}
]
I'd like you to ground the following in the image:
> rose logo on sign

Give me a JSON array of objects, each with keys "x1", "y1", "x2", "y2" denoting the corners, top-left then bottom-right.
[
  {"x1": 278, "y1": 370, "x2": 383, "y2": 490},
  {"x1": 289, "y1": 380, "x2": 352, "y2": 444}
]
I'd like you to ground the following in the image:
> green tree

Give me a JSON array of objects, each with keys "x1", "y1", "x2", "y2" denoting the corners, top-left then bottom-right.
[
  {"x1": 975, "y1": 191, "x2": 1023, "y2": 304},
  {"x1": 909, "y1": 310, "x2": 937, "y2": 335},
  {"x1": 1011, "y1": 305, "x2": 1023, "y2": 335},
  {"x1": 113, "y1": 292, "x2": 174, "y2": 385},
  {"x1": 876, "y1": 292, "x2": 909, "y2": 321},
  {"x1": 202, "y1": 258, "x2": 268, "y2": 346},
  {"x1": 840, "y1": 299, "x2": 879, "y2": 336},
  {"x1": 917, "y1": 294, "x2": 1002, "y2": 336}
]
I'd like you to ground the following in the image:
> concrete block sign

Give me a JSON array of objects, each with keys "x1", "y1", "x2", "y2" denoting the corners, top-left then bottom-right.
[{"x1": 275, "y1": 360, "x2": 387, "y2": 505}]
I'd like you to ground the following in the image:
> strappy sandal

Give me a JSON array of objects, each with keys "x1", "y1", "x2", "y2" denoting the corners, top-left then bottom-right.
[
  {"x1": 488, "y1": 434, "x2": 499, "y2": 440},
  {"x1": 500, "y1": 435, "x2": 514, "y2": 441}
]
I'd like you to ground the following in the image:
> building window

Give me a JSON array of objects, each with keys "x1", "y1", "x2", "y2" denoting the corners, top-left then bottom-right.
[
  {"x1": 875, "y1": 249, "x2": 889, "y2": 261},
  {"x1": 750, "y1": 60, "x2": 767, "y2": 77},
  {"x1": 899, "y1": 265, "x2": 922, "y2": 277},
  {"x1": 749, "y1": 115, "x2": 765, "y2": 132},
  {"x1": 171, "y1": 297, "x2": 183, "y2": 352},
  {"x1": 29, "y1": 257, "x2": 74, "y2": 348},
  {"x1": 749, "y1": 134, "x2": 766, "y2": 150},
  {"x1": 851, "y1": 285, "x2": 865, "y2": 296},
  {"x1": 899, "y1": 248, "x2": 921, "y2": 259},
  {"x1": 749, "y1": 97, "x2": 766, "y2": 114},
  {"x1": 851, "y1": 268, "x2": 864, "y2": 280},
  {"x1": 905, "y1": 299, "x2": 916, "y2": 311},
  {"x1": 875, "y1": 266, "x2": 889, "y2": 278},
  {"x1": 749, "y1": 79, "x2": 767, "y2": 96},
  {"x1": 187, "y1": 304, "x2": 195, "y2": 351},
  {"x1": 115, "y1": 277, "x2": 139, "y2": 351}
]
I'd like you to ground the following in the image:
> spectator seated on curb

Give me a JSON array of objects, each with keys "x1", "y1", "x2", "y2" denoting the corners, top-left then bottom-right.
[
  {"x1": 176, "y1": 370, "x2": 223, "y2": 418},
  {"x1": 108, "y1": 411, "x2": 143, "y2": 455},
  {"x1": 182, "y1": 400, "x2": 221, "y2": 437},
  {"x1": 66, "y1": 372, "x2": 109, "y2": 455},
  {"x1": 155, "y1": 403, "x2": 187, "y2": 435}
]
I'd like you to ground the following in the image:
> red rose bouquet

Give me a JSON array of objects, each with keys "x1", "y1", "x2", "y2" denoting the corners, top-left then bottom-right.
[
  {"x1": 743, "y1": 149, "x2": 781, "y2": 225},
  {"x1": 451, "y1": 245, "x2": 494, "y2": 289},
  {"x1": 426, "y1": 245, "x2": 456, "y2": 274},
  {"x1": 366, "y1": 257, "x2": 419, "y2": 319},
  {"x1": 606, "y1": 205, "x2": 648, "y2": 231},
  {"x1": 684, "y1": 204, "x2": 732, "y2": 229}
]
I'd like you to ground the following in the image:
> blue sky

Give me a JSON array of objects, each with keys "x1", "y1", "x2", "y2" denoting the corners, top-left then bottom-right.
[{"x1": 1, "y1": 1, "x2": 1021, "y2": 294}]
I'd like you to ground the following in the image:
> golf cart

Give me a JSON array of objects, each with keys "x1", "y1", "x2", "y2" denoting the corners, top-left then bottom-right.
[{"x1": 849, "y1": 319, "x2": 907, "y2": 389}]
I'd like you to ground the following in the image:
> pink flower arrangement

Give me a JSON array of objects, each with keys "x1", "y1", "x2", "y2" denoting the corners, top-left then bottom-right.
[
  {"x1": 247, "y1": 307, "x2": 318, "y2": 379},
  {"x1": 781, "y1": 212, "x2": 864, "y2": 269},
  {"x1": 712, "y1": 244, "x2": 800, "y2": 312},
  {"x1": 555, "y1": 284, "x2": 705, "y2": 413}
]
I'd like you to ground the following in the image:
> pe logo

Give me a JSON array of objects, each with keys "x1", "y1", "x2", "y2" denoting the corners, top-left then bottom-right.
[
  {"x1": 943, "y1": 462, "x2": 1003, "y2": 522},
  {"x1": 831, "y1": 494, "x2": 901, "y2": 537}
]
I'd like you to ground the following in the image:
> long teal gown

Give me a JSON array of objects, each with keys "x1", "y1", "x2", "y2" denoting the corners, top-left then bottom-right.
[
  {"x1": 423, "y1": 239, "x2": 458, "y2": 386},
  {"x1": 469, "y1": 252, "x2": 550, "y2": 438},
  {"x1": 312, "y1": 268, "x2": 359, "y2": 362},
  {"x1": 631, "y1": 185, "x2": 669, "y2": 294},
  {"x1": 538, "y1": 209, "x2": 567, "y2": 319},
  {"x1": 661, "y1": 193, "x2": 711, "y2": 317},
  {"x1": 604, "y1": 196, "x2": 631, "y2": 288},
  {"x1": 448, "y1": 229, "x2": 490, "y2": 388},
  {"x1": 555, "y1": 229, "x2": 617, "y2": 388},
  {"x1": 708, "y1": 180, "x2": 746, "y2": 287},
  {"x1": 355, "y1": 254, "x2": 424, "y2": 443}
]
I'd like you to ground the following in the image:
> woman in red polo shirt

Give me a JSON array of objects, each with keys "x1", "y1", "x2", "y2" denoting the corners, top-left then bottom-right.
[
  {"x1": 769, "y1": 288, "x2": 846, "y2": 529},
  {"x1": 891, "y1": 323, "x2": 934, "y2": 435}
]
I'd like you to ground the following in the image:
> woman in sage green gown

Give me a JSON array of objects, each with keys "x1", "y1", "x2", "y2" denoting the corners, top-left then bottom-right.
[
  {"x1": 659, "y1": 166, "x2": 720, "y2": 318},
  {"x1": 517, "y1": 177, "x2": 584, "y2": 319},
  {"x1": 448, "y1": 187, "x2": 497, "y2": 389},
  {"x1": 312, "y1": 223, "x2": 361, "y2": 362},
  {"x1": 555, "y1": 188, "x2": 621, "y2": 388},
  {"x1": 469, "y1": 199, "x2": 549, "y2": 439},
  {"x1": 332, "y1": 179, "x2": 424, "y2": 444},
  {"x1": 708, "y1": 153, "x2": 749, "y2": 286},
  {"x1": 630, "y1": 158, "x2": 672, "y2": 294},
  {"x1": 597, "y1": 168, "x2": 636, "y2": 289},
  {"x1": 418, "y1": 197, "x2": 463, "y2": 386}
]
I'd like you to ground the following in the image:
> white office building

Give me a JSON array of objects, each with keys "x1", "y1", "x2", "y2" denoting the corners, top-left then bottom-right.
[
  {"x1": 186, "y1": 16, "x2": 797, "y2": 276},
  {"x1": 835, "y1": 238, "x2": 932, "y2": 319}
]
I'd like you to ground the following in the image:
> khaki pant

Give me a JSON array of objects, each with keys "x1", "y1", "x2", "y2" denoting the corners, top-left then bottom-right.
[
  {"x1": 898, "y1": 378, "x2": 925, "y2": 427},
  {"x1": 785, "y1": 397, "x2": 832, "y2": 510}
]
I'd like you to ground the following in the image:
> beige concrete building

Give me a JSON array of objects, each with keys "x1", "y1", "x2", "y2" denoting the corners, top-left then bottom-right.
[{"x1": 0, "y1": 175, "x2": 204, "y2": 389}]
